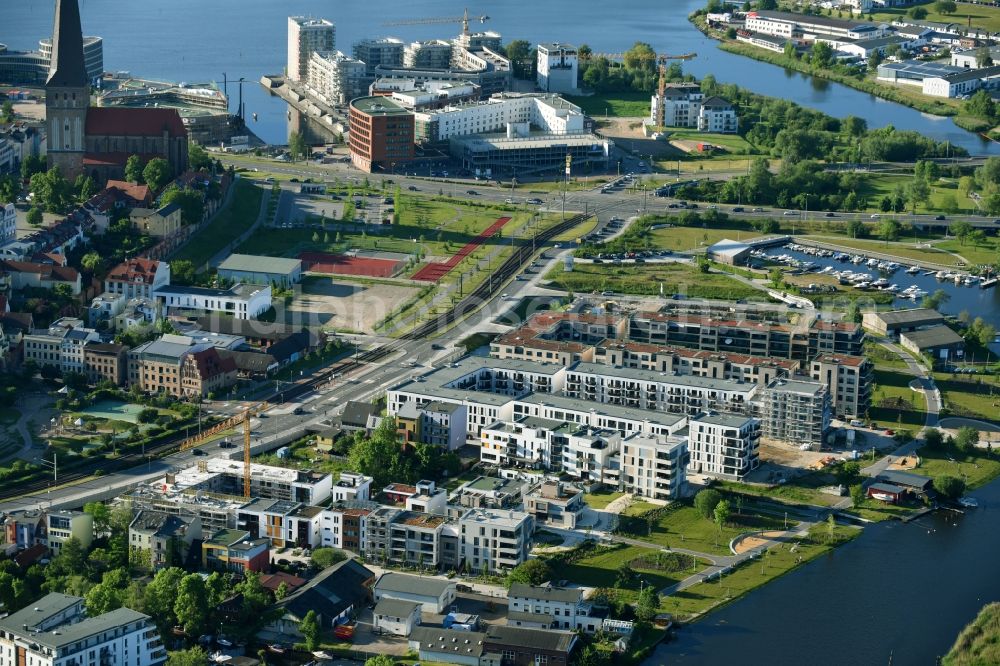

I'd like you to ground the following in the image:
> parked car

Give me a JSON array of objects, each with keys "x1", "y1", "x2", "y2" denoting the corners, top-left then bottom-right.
[{"x1": 527, "y1": 198, "x2": 543, "y2": 205}]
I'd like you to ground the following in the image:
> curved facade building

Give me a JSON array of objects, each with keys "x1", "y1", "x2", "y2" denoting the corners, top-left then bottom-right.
[
  {"x1": 0, "y1": 36, "x2": 102, "y2": 86},
  {"x1": 40, "y1": 35, "x2": 103, "y2": 84}
]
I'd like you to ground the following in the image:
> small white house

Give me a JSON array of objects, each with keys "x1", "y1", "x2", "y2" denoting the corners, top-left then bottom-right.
[{"x1": 373, "y1": 598, "x2": 421, "y2": 636}]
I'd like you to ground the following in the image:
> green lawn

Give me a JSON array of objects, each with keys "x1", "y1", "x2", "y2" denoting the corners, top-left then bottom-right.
[
  {"x1": 861, "y1": 174, "x2": 979, "y2": 215},
  {"x1": 651, "y1": 225, "x2": 762, "y2": 252},
  {"x1": 665, "y1": 524, "x2": 860, "y2": 621},
  {"x1": 913, "y1": 445, "x2": 1000, "y2": 490},
  {"x1": 870, "y1": 1, "x2": 1000, "y2": 33},
  {"x1": 933, "y1": 238, "x2": 1000, "y2": 267},
  {"x1": 715, "y1": 475, "x2": 842, "y2": 508},
  {"x1": 544, "y1": 262, "x2": 760, "y2": 300},
  {"x1": 173, "y1": 179, "x2": 264, "y2": 267},
  {"x1": 865, "y1": 341, "x2": 910, "y2": 370},
  {"x1": 565, "y1": 92, "x2": 652, "y2": 118},
  {"x1": 933, "y1": 373, "x2": 1000, "y2": 424},
  {"x1": 619, "y1": 501, "x2": 791, "y2": 556},
  {"x1": 664, "y1": 129, "x2": 756, "y2": 155},
  {"x1": 584, "y1": 490, "x2": 626, "y2": 510},
  {"x1": 555, "y1": 544, "x2": 693, "y2": 603},
  {"x1": 871, "y1": 368, "x2": 926, "y2": 427}
]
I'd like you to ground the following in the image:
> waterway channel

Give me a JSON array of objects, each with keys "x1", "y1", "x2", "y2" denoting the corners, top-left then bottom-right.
[
  {"x1": 3, "y1": 0, "x2": 999, "y2": 152},
  {"x1": 651, "y1": 475, "x2": 1000, "y2": 665}
]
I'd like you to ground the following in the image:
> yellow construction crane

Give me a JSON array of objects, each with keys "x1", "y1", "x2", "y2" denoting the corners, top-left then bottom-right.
[
  {"x1": 588, "y1": 52, "x2": 697, "y2": 98},
  {"x1": 178, "y1": 402, "x2": 268, "y2": 499},
  {"x1": 383, "y1": 8, "x2": 489, "y2": 34}
]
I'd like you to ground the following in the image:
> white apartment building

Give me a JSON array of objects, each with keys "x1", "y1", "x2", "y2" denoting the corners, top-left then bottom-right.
[
  {"x1": 687, "y1": 412, "x2": 761, "y2": 481},
  {"x1": 353, "y1": 38, "x2": 405, "y2": 75},
  {"x1": 745, "y1": 10, "x2": 887, "y2": 41},
  {"x1": 404, "y1": 40, "x2": 453, "y2": 69},
  {"x1": 153, "y1": 283, "x2": 271, "y2": 320},
  {"x1": 415, "y1": 93, "x2": 585, "y2": 142},
  {"x1": 650, "y1": 83, "x2": 737, "y2": 133},
  {"x1": 0, "y1": 593, "x2": 166, "y2": 666},
  {"x1": 459, "y1": 508, "x2": 534, "y2": 574},
  {"x1": 287, "y1": 17, "x2": 335, "y2": 82},
  {"x1": 0, "y1": 203, "x2": 15, "y2": 245},
  {"x1": 45, "y1": 510, "x2": 94, "y2": 555},
  {"x1": 331, "y1": 472, "x2": 373, "y2": 502},
  {"x1": 507, "y1": 584, "x2": 604, "y2": 633},
  {"x1": 307, "y1": 50, "x2": 368, "y2": 105},
  {"x1": 23, "y1": 317, "x2": 101, "y2": 374},
  {"x1": 563, "y1": 362, "x2": 757, "y2": 416},
  {"x1": 536, "y1": 43, "x2": 579, "y2": 94},
  {"x1": 619, "y1": 433, "x2": 688, "y2": 501}
]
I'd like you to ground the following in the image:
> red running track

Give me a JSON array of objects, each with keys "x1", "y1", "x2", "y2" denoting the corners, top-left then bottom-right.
[
  {"x1": 411, "y1": 216, "x2": 512, "y2": 282},
  {"x1": 298, "y1": 252, "x2": 402, "y2": 278}
]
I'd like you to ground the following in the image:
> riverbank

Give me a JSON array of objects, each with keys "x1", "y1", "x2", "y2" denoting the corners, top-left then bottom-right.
[{"x1": 688, "y1": 13, "x2": 988, "y2": 127}]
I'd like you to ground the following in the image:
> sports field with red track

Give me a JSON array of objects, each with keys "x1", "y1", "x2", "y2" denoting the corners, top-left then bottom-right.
[
  {"x1": 411, "y1": 216, "x2": 512, "y2": 282},
  {"x1": 298, "y1": 252, "x2": 402, "y2": 278}
]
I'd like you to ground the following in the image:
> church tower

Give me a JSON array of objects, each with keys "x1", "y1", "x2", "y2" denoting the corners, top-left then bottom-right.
[{"x1": 45, "y1": 0, "x2": 89, "y2": 179}]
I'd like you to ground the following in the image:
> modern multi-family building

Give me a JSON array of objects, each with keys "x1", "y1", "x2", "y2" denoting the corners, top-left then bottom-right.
[
  {"x1": 745, "y1": 10, "x2": 888, "y2": 41},
  {"x1": 45, "y1": 510, "x2": 94, "y2": 555},
  {"x1": 415, "y1": 93, "x2": 586, "y2": 143},
  {"x1": 201, "y1": 528, "x2": 270, "y2": 573},
  {"x1": 759, "y1": 379, "x2": 832, "y2": 447},
  {"x1": 0, "y1": 593, "x2": 166, "y2": 666},
  {"x1": 650, "y1": 82, "x2": 737, "y2": 133},
  {"x1": 687, "y1": 411, "x2": 760, "y2": 480},
  {"x1": 0, "y1": 203, "x2": 15, "y2": 245},
  {"x1": 536, "y1": 43, "x2": 579, "y2": 94},
  {"x1": 459, "y1": 508, "x2": 534, "y2": 574},
  {"x1": 523, "y1": 480, "x2": 585, "y2": 528},
  {"x1": 404, "y1": 40, "x2": 453, "y2": 69},
  {"x1": 287, "y1": 16, "x2": 336, "y2": 82},
  {"x1": 353, "y1": 37, "x2": 405, "y2": 75},
  {"x1": 348, "y1": 96, "x2": 415, "y2": 173},
  {"x1": 396, "y1": 400, "x2": 468, "y2": 450},
  {"x1": 153, "y1": 283, "x2": 272, "y2": 320},
  {"x1": 619, "y1": 432, "x2": 689, "y2": 499},
  {"x1": 810, "y1": 354, "x2": 873, "y2": 418},
  {"x1": 307, "y1": 50, "x2": 368, "y2": 105}
]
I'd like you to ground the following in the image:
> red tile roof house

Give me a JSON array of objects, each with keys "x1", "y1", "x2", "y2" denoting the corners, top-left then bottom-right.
[{"x1": 0, "y1": 260, "x2": 82, "y2": 294}]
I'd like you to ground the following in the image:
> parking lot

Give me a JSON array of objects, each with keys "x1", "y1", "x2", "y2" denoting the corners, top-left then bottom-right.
[{"x1": 277, "y1": 277, "x2": 420, "y2": 333}]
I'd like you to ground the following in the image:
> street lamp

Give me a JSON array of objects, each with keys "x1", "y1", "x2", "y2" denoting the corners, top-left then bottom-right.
[{"x1": 40, "y1": 452, "x2": 57, "y2": 487}]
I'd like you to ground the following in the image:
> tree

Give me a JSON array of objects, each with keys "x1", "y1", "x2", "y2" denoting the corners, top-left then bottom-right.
[
  {"x1": 635, "y1": 584, "x2": 660, "y2": 622},
  {"x1": 713, "y1": 499, "x2": 731, "y2": 528},
  {"x1": 85, "y1": 568, "x2": 129, "y2": 616},
  {"x1": 137, "y1": 407, "x2": 159, "y2": 423},
  {"x1": 160, "y1": 186, "x2": 206, "y2": 225},
  {"x1": 615, "y1": 563, "x2": 636, "y2": 588},
  {"x1": 966, "y1": 89, "x2": 995, "y2": 120},
  {"x1": 166, "y1": 647, "x2": 209, "y2": 666},
  {"x1": 298, "y1": 609, "x2": 321, "y2": 651},
  {"x1": 30, "y1": 166, "x2": 73, "y2": 213},
  {"x1": 768, "y1": 267, "x2": 784, "y2": 288},
  {"x1": 506, "y1": 559, "x2": 552, "y2": 588},
  {"x1": 188, "y1": 142, "x2": 213, "y2": 172},
  {"x1": 933, "y1": 474, "x2": 966, "y2": 500},
  {"x1": 924, "y1": 428, "x2": 944, "y2": 449},
  {"x1": 505, "y1": 40, "x2": 533, "y2": 78},
  {"x1": 922, "y1": 288, "x2": 950, "y2": 310},
  {"x1": 950, "y1": 219, "x2": 974, "y2": 245},
  {"x1": 288, "y1": 131, "x2": 308, "y2": 162},
  {"x1": 850, "y1": 483, "x2": 865, "y2": 507},
  {"x1": 26, "y1": 205, "x2": 43, "y2": 227},
  {"x1": 811, "y1": 41, "x2": 833, "y2": 68},
  {"x1": 83, "y1": 501, "x2": 112, "y2": 534},
  {"x1": 143, "y1": 158, "x2": 171, "y2": 193},
  {"x1": 909, "y1": 6, "x2": 928, "y2": 19},
  {"x1": 364, "y1": 657, "x2": 394, "y2": 666},
  {"x1": 174, "y1": 574, "x2": 209, "y2": 636},
  {"x1": 125, "y1": 155, "x2": 144, "y2": 184},
  {"x1": 348, "y1": 418, "x2": 406, "y2": 488},
  {"x1": 837, "y1": 461, "x2": 862, "y2": 486},
  {"x1": 0, "y1": 99, "x2": 13, "y2": 123},
  {"x1": 826, "y1": 513, "x2": 837, "y2": 543},
  {"x1": 694, "y1": 488, "x2": 723, "y2": 520},
  {"x1": 310, "y1": 547, "x2": 347, "y2": 569},
  {"x1": 846, "y1": 218, "x2": 866, "y2": 238},
  {"x1": 274, "y1": 582, "x2": 289, "y2": 600},
  {"x1": 80, "y1": 251, "x2": 103, "y2": 275},
  {"x1": 75, "y1": 174, "x2": 95, "y2": 201},
  {"x1": 955, "y1": 426, "x2": 979, "y2": 452},
  {"x1": 170, "y1": 260, "x2": 196, "y2": 285},
  {"x1": 935, "y1": 0, "x2": 957, "y2": 14}
]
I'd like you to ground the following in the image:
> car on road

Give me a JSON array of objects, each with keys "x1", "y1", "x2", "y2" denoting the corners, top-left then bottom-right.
[
  {"x1": 408, "y1": 185, "x2": 419, "y2": 191},
  {"x1": 192, "y1": 449, "x2": 205, "y2": 456},
  {"x1": 293, "y1": 407, "x2": 304, "y2": 415},
  {"x1": 601, "y1": 290, "x2": 614, "y2": 296},
  {"x1": 783, "y1": 210, "x2": 797, "y2": 216},
  {"x1": 527, "y1": 198, "x2": 544, "y2": 205},
  {"x1": 501, "y1": 293, "x2": 510, "y2": 299},
  {"x1": 505, "y1": 197, "x2": 516, "y2": 204},
  {"x1": 732, "y1": 206, "x2": 744, "y2": 212},
  {"x1": 870, "y1": 213, "x2": 881, "y2": 219},
  {"x1": 752, "y1": 207, "x2": 764, "y2": 212},
  {"x1": 466, "y1": 189, "x2": 478, "y2": 195},
  {"x1": 934, "y1": 214, "x2": 946, "y2": 220},
  {"x1": 825, "y1": 212, "x2": 837, "y2": 217}
]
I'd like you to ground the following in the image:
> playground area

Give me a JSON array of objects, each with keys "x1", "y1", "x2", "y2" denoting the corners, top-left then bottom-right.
[{"x1": 77, "y1": 401, "x2": 145, "y2": 424}]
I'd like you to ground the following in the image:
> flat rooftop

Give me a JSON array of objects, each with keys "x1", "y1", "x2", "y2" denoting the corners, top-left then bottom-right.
[{"x1": 351, "y1": 96, "x2": 411, "y2": 116}]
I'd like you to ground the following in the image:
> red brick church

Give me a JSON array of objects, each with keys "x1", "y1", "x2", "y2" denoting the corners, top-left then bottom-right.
[{"x1": 46, "y1": 0, "x2": 188, "y2": 182}]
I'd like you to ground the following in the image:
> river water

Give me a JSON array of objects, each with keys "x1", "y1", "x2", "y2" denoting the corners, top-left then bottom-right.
[
  {"x1": 652, "y1": 476, "x2": 1000, "y2": 665},
  {"x1": 3, "y1": 0, "x2": 999, "y2": 153}
]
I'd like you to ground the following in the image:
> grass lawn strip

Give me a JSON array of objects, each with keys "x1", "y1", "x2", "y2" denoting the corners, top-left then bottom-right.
[{"x1": 173, "y1": 179, "x2": 264, "y2": 267}]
